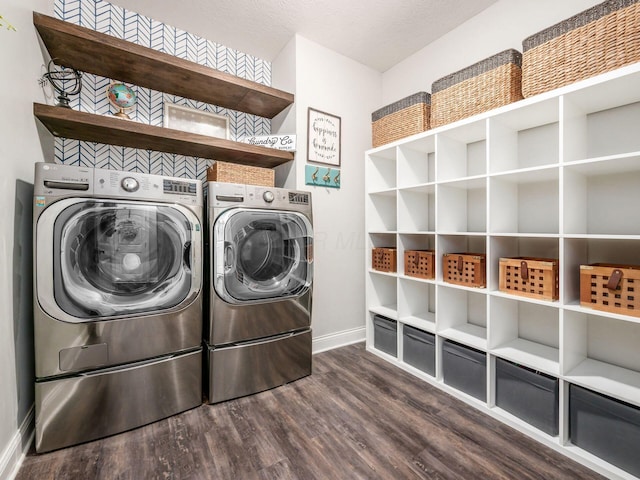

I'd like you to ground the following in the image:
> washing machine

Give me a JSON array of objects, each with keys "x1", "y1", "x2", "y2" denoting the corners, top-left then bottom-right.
[
  {"x1": 206, "y1": 181, "x2": 313, "y2": 403},
  {"x1": 33, "y1": 162, "x2": 204, "y2": 453}
]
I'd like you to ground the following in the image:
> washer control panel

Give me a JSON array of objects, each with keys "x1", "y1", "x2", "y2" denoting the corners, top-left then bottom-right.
[{"x1": 34, "y1": 163, "x2": 203, "y2": 206}]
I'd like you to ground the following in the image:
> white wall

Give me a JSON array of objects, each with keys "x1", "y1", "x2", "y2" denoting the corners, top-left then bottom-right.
[
  {"x1": 273, "y1": 36, "x2": 382, "y2": 351},
  {"x1": 382, "y1": 0, "x2": 604, "y2": 104},
  {"x1": 0, "y1": 1, "x2": 51, "y2": 478}
]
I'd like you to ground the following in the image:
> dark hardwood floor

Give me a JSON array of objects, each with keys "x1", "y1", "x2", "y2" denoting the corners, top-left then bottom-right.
[{"x1": 16, "y1": 343, "x2": 605, "y2": 480}]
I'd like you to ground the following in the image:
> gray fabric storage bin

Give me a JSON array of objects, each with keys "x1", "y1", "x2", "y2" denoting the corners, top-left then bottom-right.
[
  {"x1": 442, "y1": 340, "x2": 486, "y2": 401},
  {"x1": 570, "y1": 384, "x2": 640, "y2": 477},
  {"x1": 496, "y1": 358, "x2": 559, "y2": 436},
  {"x1": 402, "y1": 325, "x2": 435, "y2": 376},
  {"x1": 373, "y1": 315, "x2": 397, "y2": 357}
]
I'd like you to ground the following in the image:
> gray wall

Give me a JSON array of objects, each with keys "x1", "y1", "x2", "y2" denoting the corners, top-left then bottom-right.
[{"x1": 0, "y1": 0, "x2": 50, "y2": 477}]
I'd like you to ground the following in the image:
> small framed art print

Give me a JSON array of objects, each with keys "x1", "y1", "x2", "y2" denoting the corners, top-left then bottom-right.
[{"x1": 307, "y1": 107, "x2": 341, "y2": 166}]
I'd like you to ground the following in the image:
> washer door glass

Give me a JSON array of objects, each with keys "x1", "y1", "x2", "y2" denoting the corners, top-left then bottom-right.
[
  {"x1": 53, "y1": 201, "x2": 193, "y2": 318},
  {"x1": 215, "y1": 208, "x2": 313, "y2": 303}
]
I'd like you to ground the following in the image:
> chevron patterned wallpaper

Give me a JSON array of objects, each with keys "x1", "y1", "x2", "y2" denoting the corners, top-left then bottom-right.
[{"x1": 54, "y1": 0, "x2": 272, "y2": 180}]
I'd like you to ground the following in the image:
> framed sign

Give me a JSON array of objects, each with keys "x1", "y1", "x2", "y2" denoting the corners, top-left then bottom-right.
[{"x1": 307, "y1": 107, "x2": 341, "y2": 166}]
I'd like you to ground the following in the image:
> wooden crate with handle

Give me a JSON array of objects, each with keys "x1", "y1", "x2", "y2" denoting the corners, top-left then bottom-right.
[
  {"x1": 580, "y1": 263, "x2": 640, "y2": 317},
  {"x1": 499, "y1": 257, "x2": 559, "y2": 301},
  {"x1": 443, "y1": 253, "x2": 486, "y2": 288}
]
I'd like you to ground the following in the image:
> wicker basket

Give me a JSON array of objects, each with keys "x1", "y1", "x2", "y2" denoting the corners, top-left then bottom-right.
[
  {"x1": 499, "y1": 257, "x2": 559, "y2": 301},
  {"x1": 580, "y1": 263, "x2": 640, "y2": 317},
  {"x1": 371, "y1": 92, "x2": 431, "y2": 147},
  {"x1": 404, "y1": 250, "x2": 435, "y2": 279},
  {"x1": 207, "y1": 161, "x2": 274, "y2": 187},
  {"x1": 442, "y1": 253, "x2": 486, "y2": 288},
  {"x1": 431, "y1": 49, "x2": 523, "y2": 128},
  {"x1": 522, "y1": 0, "x2": 640, "y2": 98},
  {"x1": 372, "y1": 248, "x2": 397, "y2": 273}
]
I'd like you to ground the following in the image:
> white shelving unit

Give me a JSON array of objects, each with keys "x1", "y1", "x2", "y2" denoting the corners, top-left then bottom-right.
[{"x1": 365, "y1": 63, "x2": 640, "y2": 480}]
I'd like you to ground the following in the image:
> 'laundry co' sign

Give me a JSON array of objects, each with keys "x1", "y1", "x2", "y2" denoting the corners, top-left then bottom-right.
[{"x1": 244, "y1": 135, "x2": 296, "y2": 151}]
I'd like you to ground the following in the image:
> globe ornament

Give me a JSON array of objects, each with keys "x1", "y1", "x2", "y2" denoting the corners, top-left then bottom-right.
[
  {"x1": 42, "y1": 59, "x2": 82, "y2": 108},
  {"x1": 106, "y1": 82, "x2": 137, "y2": 119}
]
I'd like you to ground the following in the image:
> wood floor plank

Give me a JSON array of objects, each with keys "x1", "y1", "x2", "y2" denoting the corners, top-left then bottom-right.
[{"x1": 16, "y1": 343, "x2": 606, "y2": 480}]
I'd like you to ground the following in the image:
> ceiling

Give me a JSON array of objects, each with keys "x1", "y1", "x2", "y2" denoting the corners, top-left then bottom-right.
[{"x1": 109, "y1": 0, "x2": 497, "y2": 72}]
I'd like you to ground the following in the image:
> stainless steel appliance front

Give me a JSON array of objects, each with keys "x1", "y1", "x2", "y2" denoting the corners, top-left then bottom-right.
[
  {"x1": 33, "y1": 163, "x2": 204, "y2": 452},
  {"x1": 206, "y1": 182, "x2": 313, "y2": 403}
]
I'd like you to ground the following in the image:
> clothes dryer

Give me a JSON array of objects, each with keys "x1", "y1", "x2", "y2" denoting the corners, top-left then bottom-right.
[
  {"x1": 206, "y1": 182, "x2": 313, "y2": 403},
  {"x1": 33, "y1": 162, "x2": 203, "y2": 452}
]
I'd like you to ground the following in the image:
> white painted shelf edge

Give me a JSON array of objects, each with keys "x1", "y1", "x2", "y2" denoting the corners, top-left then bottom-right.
[
  {"x1": 492, "y1": 338, "x2": 560, "y2": 377},
  {"x1": 565, "y1": 358, "x2": 640, "y2": 409},
  {"x1": 437, "y1": 324, "x2": 487, "y2": 351}
]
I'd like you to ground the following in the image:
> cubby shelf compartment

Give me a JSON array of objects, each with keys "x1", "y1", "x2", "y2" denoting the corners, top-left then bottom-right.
[
  {"x1": 399, "y1": 278, "x2": 436, "y2": 333},
  {"x1": 562, "y1": 67, "x2": 640, "y2": 163},
  {"x1": 489, "y1": 168, "x2": 559, "y2": 235},
  {"x1": 563, "y1": 312, "x2": 640, "y2": 408},
  {"x1": 398, "y1": 185, "x2": 435, "y2": 233},
  {"x1": 436, "y1": 119, "x2": 487, "y2": 182},
  {"x1": 489, "y1": 296, "x2": 560, "y2": 376},
  {"x1": 367, "y1": 269, "x2": 397, "y2": 321},
  {"x1": 437, "y1": 286, "x2": 487, "y2": 351},
  {"x1": 488, "y1": 98, "x2": 559, "y2": 174},
  {"x1": 366, "y1": 148, "x2": 396, "y2": 192},
  {"x1": 397, "y1": 137, "x2": 435, "y2": 187},
  {"x1": 34, "y1": 103, "x2": 294, "y2": 167},
  {"x1": 437, "y1": 177, "x2": 487, "y2": 234},
  {"x1": 366, "y1": 191, "x2": 397, "y2": 233},
  {"x1": 33, "y1": 12, "x2": 293, "y2": 119},
  {"x1": 563, "y1": 154, "x2": 640, "y2": 236}
]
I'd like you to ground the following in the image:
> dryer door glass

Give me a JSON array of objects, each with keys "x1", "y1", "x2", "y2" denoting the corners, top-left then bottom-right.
[
  {"x1": 53, "y1": 201, "x2": 193, "y2": 318},
  {"x1": 215, "y1": 208, "x2": 313, "y2": 303}
]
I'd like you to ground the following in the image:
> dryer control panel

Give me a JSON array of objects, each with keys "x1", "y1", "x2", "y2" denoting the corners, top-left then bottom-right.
[{"x1": 209, "y1": 182, "x2": 312, "y2": 214}]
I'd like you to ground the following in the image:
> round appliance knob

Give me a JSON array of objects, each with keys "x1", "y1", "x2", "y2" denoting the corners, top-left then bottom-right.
[
  {"x1": 263, "y1": 191, "x2": 275, "y2": 203},
  {"x1": 121, "y1": 177, "x2": 139, "y2": 192}
]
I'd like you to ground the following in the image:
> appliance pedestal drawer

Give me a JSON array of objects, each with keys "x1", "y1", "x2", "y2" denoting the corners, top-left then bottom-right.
[
  {"x1": 35, "y1": 348, "x2": 202, "y2": 453},
  {"x1": 207, "y1": 329, "x2": 311, "y2": 404}
]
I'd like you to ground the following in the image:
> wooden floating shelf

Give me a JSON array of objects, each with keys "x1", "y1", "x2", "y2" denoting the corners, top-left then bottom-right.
[
  {"x1": 33, "y1": 12, "x2": 294, "y2": 119},
  {"x1": 34, "y1": 103, "x2": 294, "y2": 168}
]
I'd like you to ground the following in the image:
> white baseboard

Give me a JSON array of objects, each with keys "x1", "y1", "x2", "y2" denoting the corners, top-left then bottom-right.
[
  {"x1": 312, "y1": 327, "x2": 365, "y2": 354},
  {"x1": 0, "y1": 406, "x2": 34, "y2": 480}
]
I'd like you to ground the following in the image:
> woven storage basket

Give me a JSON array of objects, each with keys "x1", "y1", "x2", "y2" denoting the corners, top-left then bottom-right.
[
  {"x1": 580, "y1": 263, "x2": 640, "y2": 317},
  {"x1": 522, "y1": 0, "x2": 640, "y2": 98},
  {"x1": 372, "y1": 248, "x2": 397, "y2": 273},
  {"x1": 207, "y1": 161, "x2": 274, "y2": 187},
  {"x1": 442, "y1": 253, "x2": 486, "y2": 288},
  {"x1": 404, "y1": 250, "x2": 435, "y2": 279},
  {"x1": 499, "y1": 257, "x2": 559, "y2": 301},
  {"x1": 371, "y1": 92, "x2": 431, "y2": 147},
  {"x1": 431, "y1": 49, "x2": 523, "y2": 128}
]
